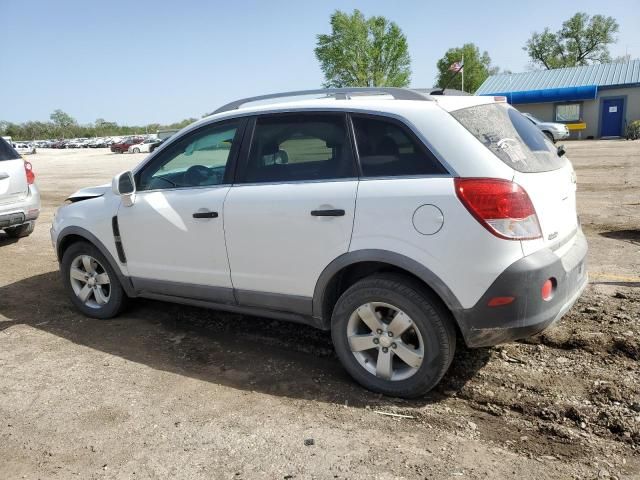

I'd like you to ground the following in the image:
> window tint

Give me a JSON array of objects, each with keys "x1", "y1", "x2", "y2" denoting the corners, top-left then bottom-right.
[
  {"x1": 138, "y1": 121, "x2": 240, "y2": 191},
  {"x1": 241, "y1": 114, "x2": 355, "y2": 183},
  {"x1": 452, "y1": 103, "x2": 567, "y2": 173},
  {"x1": 0, "y1": 137, "x2": 20, "y2": 161},
  {"x1": 352, "y1": 116, "x2": 446, "y2": 177}
]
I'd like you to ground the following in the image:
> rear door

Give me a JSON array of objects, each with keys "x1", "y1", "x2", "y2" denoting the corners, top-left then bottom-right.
[
  {"x1": 0, "y1": 138, "x2": 28, "y2": 207},
  {"x1": 223, "y1": 112, "x2": 358, "y2": 313}
]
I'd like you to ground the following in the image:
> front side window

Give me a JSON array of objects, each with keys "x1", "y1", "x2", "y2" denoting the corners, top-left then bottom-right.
[
  {"x1": 138, "y1": 121, "x2": 240, "y2": 191},
  {"x1": 240, "y1": 113, "x2": 355, "y2": 183},
  {"x1": 352, "y1": 116, "x2": 446, "y2": 177},
  {"x1": 452, "y1": 103, "x2": 567, "y2": 173},
  {"x1": 555, "y1": 103, "x2": 581, "y2": 122}
]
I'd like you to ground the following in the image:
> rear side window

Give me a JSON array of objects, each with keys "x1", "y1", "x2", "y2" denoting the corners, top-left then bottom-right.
[
  {"x1": 0, "y1": 137, "x2": 20, "y2": 161},
  {"x1": 352, "y1": 116, "x2": 446, "y2": 177},
  {"x1": 451, "y1": 103, "x2": 567, "y2": 173},
  {"x1": 240, "y1": 113, "x2": 356, "y2": 183}
]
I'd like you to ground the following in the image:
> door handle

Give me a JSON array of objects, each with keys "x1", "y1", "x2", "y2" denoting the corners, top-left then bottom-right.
[
  {"x1": 193, "y1": 211, "x2": 219, "y2": 219},
  {"x1": 311, "y1": 209, "x2": 345, "y2": 217}
]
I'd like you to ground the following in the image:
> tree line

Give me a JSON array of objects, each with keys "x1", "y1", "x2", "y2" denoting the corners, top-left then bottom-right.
[{"x1": 1, "y1": 109, "x2": 198, "y2": 141}]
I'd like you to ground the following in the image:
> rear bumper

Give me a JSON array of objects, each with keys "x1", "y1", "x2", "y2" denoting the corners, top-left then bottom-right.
[
  {"x1": 455, "y1": 230, "x2": 588, "y2": 347},
  {"x1": 0, "y1": 184, "x2": 41, "y2": 229}
]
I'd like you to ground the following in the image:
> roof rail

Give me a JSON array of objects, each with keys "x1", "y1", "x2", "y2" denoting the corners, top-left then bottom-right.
[{"x1": 212, "y1": 87, "x2": 432, "y2": 115}]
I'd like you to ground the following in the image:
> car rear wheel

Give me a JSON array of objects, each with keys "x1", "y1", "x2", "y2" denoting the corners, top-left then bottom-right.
[
  {"x1": 4, "y1": 221, "x2": 35, "y2": 239},
  {"x1": 61, "y1": 241, "x2": 127, "y2": 319},
  {"x1": 331, "y1": 274, "x2": 456, "y2": 398},
  {"x1": 133, "y1": 148, "x2": 140, "y2": 153}
]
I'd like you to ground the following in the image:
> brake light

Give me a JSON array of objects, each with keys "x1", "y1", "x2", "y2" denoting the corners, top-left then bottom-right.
[
  {"x1": 24, "y1": 160, "x2": 35, "y2": 185},
  {"x1": 455, "y1": 178, "x2": 542, "y2": 240}
]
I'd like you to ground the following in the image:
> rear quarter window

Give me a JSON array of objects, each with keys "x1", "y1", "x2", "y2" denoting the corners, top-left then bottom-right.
[
  {"x1": 0, "y1": 137, "x2": 21, "y2": 161},
  {"x1": 451, "y1": 103, "x2": 567, "y2": 173}
]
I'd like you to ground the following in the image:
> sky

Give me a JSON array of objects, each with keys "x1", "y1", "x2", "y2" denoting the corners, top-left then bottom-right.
[{"x1": 3, "y1": 0, "x2": 639, "y2": 125}]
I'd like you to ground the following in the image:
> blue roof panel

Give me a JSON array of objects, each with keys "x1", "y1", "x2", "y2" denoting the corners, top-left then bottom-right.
[{"x1": 476, "y1": 60, "x2": 640, "y2": 95}]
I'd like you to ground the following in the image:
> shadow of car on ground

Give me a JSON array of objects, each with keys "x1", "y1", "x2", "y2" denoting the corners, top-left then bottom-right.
[{"x1": 0, "y1": 271, "x2": 491, "y2": 408}]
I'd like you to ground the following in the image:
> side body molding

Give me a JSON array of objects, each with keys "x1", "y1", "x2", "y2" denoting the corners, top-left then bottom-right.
[
  {"x1": 312, "y1": 249, "x2": 463, "y2": 327},
  {"x1": 56, "y1": 226, "x2": 136, "y2": 297}
]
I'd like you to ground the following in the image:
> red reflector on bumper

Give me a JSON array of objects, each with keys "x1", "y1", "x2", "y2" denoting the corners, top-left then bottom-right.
[
  {"x1": 541, "y1": 279, "x2": 555, "y2": 301},
  {"x1": 488, "y1": 296, "x2": 515, "y2": 307}
]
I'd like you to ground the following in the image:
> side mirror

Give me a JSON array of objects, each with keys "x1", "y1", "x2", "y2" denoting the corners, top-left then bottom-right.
[
  {"x1": 112, "y1": 171, "x2": 136, "y2": 206},
  {"x1": 557, "y1": 145, "x2": 566, "y2": 157}
]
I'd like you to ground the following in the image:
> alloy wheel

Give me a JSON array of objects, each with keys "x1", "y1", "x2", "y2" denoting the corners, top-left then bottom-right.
[
  {"x1": 346, "y1": 302, "x2": 424, "y2": 381},
  {"x1": 69, "y1": 255, "x2": 111, "y2": 309}
]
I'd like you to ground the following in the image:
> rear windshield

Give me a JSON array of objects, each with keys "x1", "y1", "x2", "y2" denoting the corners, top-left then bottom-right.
[
  {"x1": 451, "y1": 103, "x2": 567, "y2": 173},
  {"x1": 0, "y1": 137, "x2": 21, "y2": 161}
]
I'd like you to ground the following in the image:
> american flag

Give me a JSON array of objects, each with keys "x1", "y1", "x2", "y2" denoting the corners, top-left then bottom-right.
[{"x1": 449, "y1": 61, "x2": 464, "y2": 73}]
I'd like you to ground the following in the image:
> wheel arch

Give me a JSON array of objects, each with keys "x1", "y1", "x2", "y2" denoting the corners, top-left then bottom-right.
[
  {"x1": 56, "y1": 226, "x2": 135, "y2": 296},
  {"x1": 313, "y1": 250, "x2": 463, "y2": 329}
]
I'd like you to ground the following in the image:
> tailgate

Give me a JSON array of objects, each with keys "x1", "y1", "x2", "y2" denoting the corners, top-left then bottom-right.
[
  {"x1": 514, "y1": 162, "x2": 578, "y2": 253},
  {"x1": 0, "y1": 137, "x2": 28, "y2": 206},
  {"x1": 0, "y1": 158, "x2": 29, "y2": 205}
]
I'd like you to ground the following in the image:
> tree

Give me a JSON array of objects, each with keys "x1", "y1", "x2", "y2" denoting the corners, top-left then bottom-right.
[
  {"x1": 315, "y1": 9, "x2": 411, "y2": 88},
  {"x1": 49, "y1": 109, "x2": 76, "y2": 138},
  {"x1": 525, "y1": 12, "x2": 619, "y2": 69},
  {"x1": 435, "y1": 43, "x2": 496, "y2": 93}
]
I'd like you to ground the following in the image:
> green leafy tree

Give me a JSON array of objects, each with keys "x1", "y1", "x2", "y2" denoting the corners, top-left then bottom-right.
[
  {"x1": 435, "y1": 43, "x2": 496, "y2": 93},
  {"x1": 315, "y1": 9, "x2": 411, "y2": 88},
  {"x1": 525, "y1": 12, "x2": 619, "y2": 69},
  {"x1": 49, "y1": 109, "x2": 77, "y2": 138}
]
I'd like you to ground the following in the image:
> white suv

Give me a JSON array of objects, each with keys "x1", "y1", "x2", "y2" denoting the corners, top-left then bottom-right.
[
  {"x1": 51, "y1": 88, "x2": 588, "y2": 398},
  {"x1": 1, "y1": 137, "x2": 40, "y2": 239}
]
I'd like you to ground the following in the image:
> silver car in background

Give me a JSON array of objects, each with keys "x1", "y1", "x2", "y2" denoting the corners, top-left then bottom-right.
[
  {"x1": 522, "y1": 112, "x2": 570, "y2": 143},
  {"x1": 0, "y1": 137, "x2": 40, "y2": 239}
]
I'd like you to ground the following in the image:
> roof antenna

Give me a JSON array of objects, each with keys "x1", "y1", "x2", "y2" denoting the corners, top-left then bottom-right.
[{"x1": 432, "y1": 62, "x2": 463, "y2": 95}]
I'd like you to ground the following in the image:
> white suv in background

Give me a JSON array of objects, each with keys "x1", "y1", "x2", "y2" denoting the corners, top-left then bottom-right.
[
  {"x1": 0, "y1": 137, "x2": 40, "y2": 239},
  {"x1": 51, "y1": 88, "x2": 588, "y2": 398}
]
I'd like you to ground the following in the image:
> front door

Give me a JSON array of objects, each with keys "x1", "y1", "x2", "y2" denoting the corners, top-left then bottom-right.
[
  {"x1": 223, "y1": 113, "x2": 358, "y2": 314},
  {"x1": 117, "y1": 119, "x2": 245, "y2": 302},
  {"x1": 601, "y1": 98, "x2": 624, "y2": 137}
]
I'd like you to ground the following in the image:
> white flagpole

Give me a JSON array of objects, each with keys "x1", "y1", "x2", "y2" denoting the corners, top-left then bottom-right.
[{"x1": 461, "y1": 54, "x2": 465, "y2": 92}]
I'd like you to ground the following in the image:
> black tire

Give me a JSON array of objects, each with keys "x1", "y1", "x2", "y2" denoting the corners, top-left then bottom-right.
[
  {"x1": 5, "y1": 221, "x2": 35, "y2": 238},
  {"x1": 331, "y1": 274, "x2": 456, "y2": 398},
  {"x1": 133, "y1": 148, "x2": 140, "y2": 153},
  {"x1": 61, "y1": 241, "x2": 128, "y2": 319},
  {"x1": 543, "y1": 131, "x2": 556, "y2": 143}
]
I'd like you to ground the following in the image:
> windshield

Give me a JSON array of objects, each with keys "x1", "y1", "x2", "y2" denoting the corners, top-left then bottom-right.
[
  {"x1": 452, "y1": 103, "x2": 567, "y2": 173},
  {"x1": 0, "y1": 137, "x2": 21, "y2": 161}
]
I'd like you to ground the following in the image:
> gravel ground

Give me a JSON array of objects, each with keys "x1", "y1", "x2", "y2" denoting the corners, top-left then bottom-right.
[{"x1": 1, "y1": 141, "x2": 639, "y2": 479}]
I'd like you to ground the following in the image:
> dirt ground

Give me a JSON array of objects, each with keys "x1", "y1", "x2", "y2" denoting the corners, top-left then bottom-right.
[{"x1": 1, "y1": 141, "x2": 639, "y2": 479}]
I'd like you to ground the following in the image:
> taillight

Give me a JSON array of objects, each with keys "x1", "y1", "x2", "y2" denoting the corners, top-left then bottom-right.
[
  {"x1": 24, "y1": 160, "x2": 35, "y2": 185},
  {"x1": 454, "y1": 178, "x2": 542, "y2": 240}
]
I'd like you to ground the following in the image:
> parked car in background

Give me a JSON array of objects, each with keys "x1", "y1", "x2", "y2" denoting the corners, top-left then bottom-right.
[
  {"x1": 128, "y1": 138, "x2": 162, "y2": 153},
  {"x1": 149, "y1": 138, "x2": 165, "y2": 153},
  {"x1": 521, "y1": 113, "x2": 570, "y2": 142},
  {"x1": 66, "y1": 138, "x2": 87, "y2": 149},
  {"x1": 0, "y1": 137, "x2": 40, "y2": 239},
  {"x1": 14, "y1": 142, "x2": 37, "y2": 155},
  {"x1": 88, "y1": 138, "x2": 108, "y2": 148},
  {"x1": 110, "y1": 137, "x2": 143, "y2": 153},
  {"x1": 51, "y1": 88, "x2": 587, "y2": 398}
]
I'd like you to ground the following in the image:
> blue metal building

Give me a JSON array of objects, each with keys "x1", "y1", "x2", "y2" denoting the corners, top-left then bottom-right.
[{"x1": 476, "y1": 61, "x2": 640, "y2": 138}]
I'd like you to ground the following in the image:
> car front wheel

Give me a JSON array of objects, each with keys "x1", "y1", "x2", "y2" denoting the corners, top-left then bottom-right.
[
  {"x1": 331, "y1": 274, "x2": 456, "y2": 398},
  {"x1": 61, "y1": 241, "x2": 127, "y2": 319}
]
